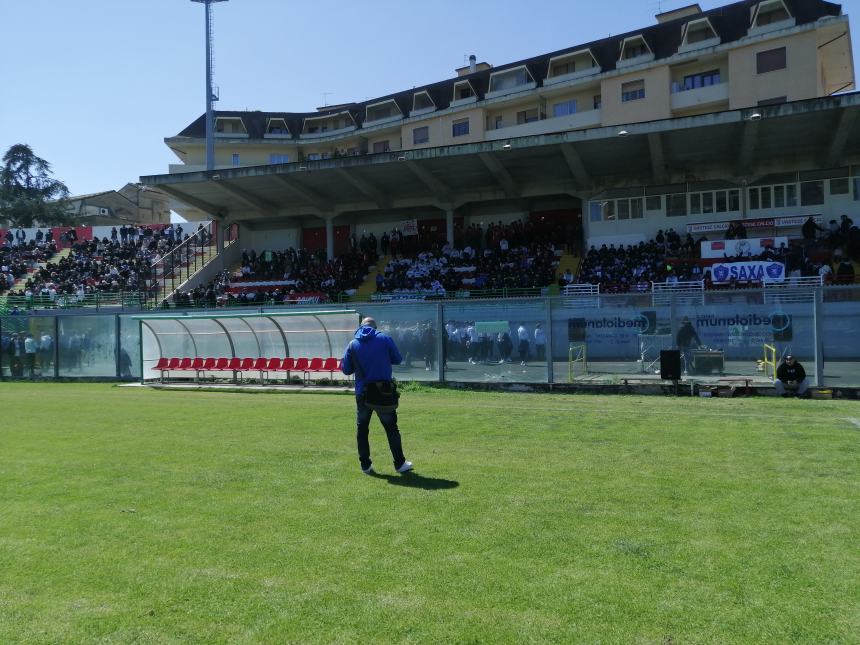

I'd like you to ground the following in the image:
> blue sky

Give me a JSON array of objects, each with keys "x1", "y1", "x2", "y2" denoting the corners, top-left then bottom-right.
[{"x1": 0, "y1": 0, "x2": 857, "y2": 197}]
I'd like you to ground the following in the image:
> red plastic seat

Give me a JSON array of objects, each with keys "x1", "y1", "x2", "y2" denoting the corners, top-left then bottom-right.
[
  {"x1": 178, "y1": 357, "x2": 193, "y2": 370},
  {"x1": 253, "y1": 357, "x2": 269, "y2": 381},
  {"x1": 214, "y1": 357, "x2": 229, "y2": 371},
  {"x1": 294, "y1": 357, "x2": 310, "y2": 383},
  {"x1": 227, "y1": 357, "x2": 242, "y2": 371},
  {"x1": 308, "y1": 357, "x2": 324, "y2": 372},
  {"x1": 154, "y1": 356, "x2": 170, "y2": 381},
  {"x1": 280, "y1": 357, "x2": 295, "y2": 380},
  {"x1": 167, "y1": 357, "x2": 181, "y2": 370},
  {"x1": 191, "y1": 358, "x2": 204, "y2": 371},
  {"x1": 322, "y1": 357, "x2": 339, "y2": 378},
  {"x1": 197, "y1": 357, "x2": 215, "y2": 380},
  {"x1": 266, "y1": 357, "x2": 281, "y2": 371},
  {"x1": 239, "y1": 357, "x2": 255, "y2": 371}
]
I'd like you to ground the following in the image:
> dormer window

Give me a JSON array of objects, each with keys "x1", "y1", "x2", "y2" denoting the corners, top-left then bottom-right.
[
  {"x1": 265, "y1": 118, "x2": 290, "y2": 136},
  {"x1": 453, "y1": 80, "x2": 476, "y2": 102},
  {"x1": 301, "y1": 111, "x2": 356, "y2": 137},
  {"x1": 365, "y1": 99, "x2": 403, "y2": 123},
  {"x1": 545, "y1": 49, "x2": 600, "y2": 86},
  {"x1": 752, "y1": 0, "x2": 791, "y2": 27},
  {"x1": 412, "y1": 91, "x2": 435, "y2": 113},
  {"x1": 488, "y1": 66, "x2": 535, "y2": 93},
  {"x1": 683, "y1": 18, "x2": 718, "y2": 45},
  {"x1": 620, "y1": 36, "x2": 652, "y2": 61},
  {"x1": 214, "y1": 117, "x2": 247, "y2": 135}
]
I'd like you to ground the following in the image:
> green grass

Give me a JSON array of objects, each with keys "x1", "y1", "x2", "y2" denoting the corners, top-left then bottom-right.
[{"x1": 1, "y1": 384, "x2": 859, "y2": 644}]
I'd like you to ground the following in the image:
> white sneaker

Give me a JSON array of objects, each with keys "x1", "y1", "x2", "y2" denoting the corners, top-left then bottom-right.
[
  {"x1": 396, "y1": 460, "x2": 413, "y2": 473},
  {"x1": 361, "y1": 466, "x2": 375, "y2": 475}
]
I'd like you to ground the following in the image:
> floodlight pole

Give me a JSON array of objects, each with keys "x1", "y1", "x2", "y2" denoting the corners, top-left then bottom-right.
[{"x1": 191, "y1": 0, "x2": 228, "y2": 172}]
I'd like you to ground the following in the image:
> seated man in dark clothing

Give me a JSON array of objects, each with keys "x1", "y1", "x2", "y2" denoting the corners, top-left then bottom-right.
[{"x1": 775, "y1": 355, "x2": 809, "y2": 398}]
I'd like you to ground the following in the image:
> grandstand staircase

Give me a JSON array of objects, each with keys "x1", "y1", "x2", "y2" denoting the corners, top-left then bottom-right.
[
  {"x1": 353, "y1": 254, "x2": 388, "y2": 300},
  {"x1": 9, "y1": 248, "x2": 71, "y2": 292},
  {"x1": 555, "y1": 252, "x2": 582, "y2": 283},
  {"x1": 156, "y1": 233, "x2": 221, "y2": 302}
]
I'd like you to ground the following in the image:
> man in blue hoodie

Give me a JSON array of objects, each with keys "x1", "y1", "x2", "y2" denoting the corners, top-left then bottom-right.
[{"x1": 341, "y1": 317, "x2": 413, "y2": 475}]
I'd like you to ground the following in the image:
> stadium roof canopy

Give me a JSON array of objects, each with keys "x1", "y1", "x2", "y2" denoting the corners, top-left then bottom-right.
[{"x1": 141, "y1": 92, "x2": 860, "y2": 223}]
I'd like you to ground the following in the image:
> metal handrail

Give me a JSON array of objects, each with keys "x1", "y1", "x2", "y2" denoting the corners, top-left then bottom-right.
[
  {"x1": 151, "y1": 222, "x2": 216, "y2": 301},
  {"x1": 0, "y1": 291, "x2": 155, "y2": 311}
]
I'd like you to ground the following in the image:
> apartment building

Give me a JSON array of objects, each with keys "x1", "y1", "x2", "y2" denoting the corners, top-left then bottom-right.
[{"x1": 165, "y1": 0, "x2": 853, "y2": 173}]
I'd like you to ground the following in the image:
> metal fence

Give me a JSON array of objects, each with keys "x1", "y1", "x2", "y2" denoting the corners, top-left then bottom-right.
[{"x1": 2, "y1": 285, "x2": 858, "y2": 388}]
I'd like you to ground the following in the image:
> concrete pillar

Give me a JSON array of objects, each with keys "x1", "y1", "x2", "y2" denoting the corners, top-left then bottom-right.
[
  {"x1": 446, "y1": 208, "x2": 454, "y2": 247},
  {"x1": 325, "y1": 216, "x2": 334, "y2": 261}
]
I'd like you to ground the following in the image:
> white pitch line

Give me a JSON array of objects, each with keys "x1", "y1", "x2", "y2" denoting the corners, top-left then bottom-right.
[{"x1": 848, "y1": 418, "x2": 860, "y2": 430}]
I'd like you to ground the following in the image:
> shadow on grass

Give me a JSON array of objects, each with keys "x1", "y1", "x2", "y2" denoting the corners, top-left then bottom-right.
[{"x1": 369, "y1": 471, "x2": 459, "y2": 490}]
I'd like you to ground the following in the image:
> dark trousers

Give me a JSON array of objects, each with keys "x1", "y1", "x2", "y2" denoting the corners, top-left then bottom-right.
[{"x1": 356, "y1": 395, "x2": 405, "y2": 470}]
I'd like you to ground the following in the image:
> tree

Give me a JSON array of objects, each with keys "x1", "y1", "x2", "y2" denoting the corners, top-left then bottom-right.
[{"x1": 0, "y1": 144, "x2": 74, "y2": 227}]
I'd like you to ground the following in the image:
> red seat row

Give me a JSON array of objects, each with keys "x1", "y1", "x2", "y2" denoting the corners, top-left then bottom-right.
[{"x1": 152, "y1": 356, "x2": 342, "y2": 383}]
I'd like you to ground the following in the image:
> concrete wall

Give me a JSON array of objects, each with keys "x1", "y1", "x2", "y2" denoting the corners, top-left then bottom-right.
[
  {"x1": 601, "y1": 65, "x2": 672, "y2": 126},
  {"x1": 728, "y1": 30, "x2": 818, "y2": 109}
]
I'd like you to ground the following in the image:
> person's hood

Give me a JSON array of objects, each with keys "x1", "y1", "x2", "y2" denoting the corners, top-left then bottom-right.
[{"x1": 354, "y1": 325, "x2": 379, "y2": 342}]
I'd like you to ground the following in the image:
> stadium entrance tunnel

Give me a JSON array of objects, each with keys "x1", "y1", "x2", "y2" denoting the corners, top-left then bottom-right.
[{"x1": 135, "y1": 310, "x2": 359, "y2": 383}]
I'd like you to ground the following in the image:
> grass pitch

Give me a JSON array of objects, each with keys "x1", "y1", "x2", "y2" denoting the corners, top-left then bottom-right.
[{"x1": 1, "y1": 383, "x2": 858, "y2": 643}]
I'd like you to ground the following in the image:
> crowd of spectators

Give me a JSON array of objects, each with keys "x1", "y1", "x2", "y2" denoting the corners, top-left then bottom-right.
[
  {"x1": 1, "y1": 239, "x2": 57, "y2": 294},
  {"x1": 374, "y1": 218, "x2": 564, "y2": 296},
  {"x1": 171, "y1": 243, "x2": 376, "y2": 307},
  {"x1": 4, "y1": 225, "x2": 197, "y2": 303}
]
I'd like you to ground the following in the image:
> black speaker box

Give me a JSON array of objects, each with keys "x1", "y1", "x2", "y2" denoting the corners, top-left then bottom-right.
[{"x1": 660, "y1": 350, "x2": 682, "y2": 380}]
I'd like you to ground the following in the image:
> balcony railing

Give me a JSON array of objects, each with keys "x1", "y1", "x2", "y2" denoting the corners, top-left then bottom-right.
[{"x1": 670, "y1": 82, "x2": 729, "y2": 111}]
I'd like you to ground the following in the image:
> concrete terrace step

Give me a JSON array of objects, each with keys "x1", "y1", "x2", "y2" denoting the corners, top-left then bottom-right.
[
  {"x1": 354, "y1": 254, "x2": 389, "y2": 299},
  {"x1": 10, "y1": 247, "x2": 71, "y2": 292}
]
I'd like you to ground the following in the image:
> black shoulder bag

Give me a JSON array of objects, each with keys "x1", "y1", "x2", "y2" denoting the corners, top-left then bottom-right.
[{"x1": 348, "y1": 340, "x2": 400, "y2": 413}]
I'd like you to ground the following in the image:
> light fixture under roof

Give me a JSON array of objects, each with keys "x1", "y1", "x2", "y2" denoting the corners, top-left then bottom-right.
[
  {"x1": 502, "y1": 141, "x2": 512, "y2": 150},
  {"x1": 617, "y1": 129, "x2": 629, "y2": 137},
  {"x1": 749, "y1": 112, "x2": 762, "y2": 121}
]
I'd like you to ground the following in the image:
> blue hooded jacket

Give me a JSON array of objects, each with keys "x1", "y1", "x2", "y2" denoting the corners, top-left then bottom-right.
[{"x1": 341, "y1": 325, "x2": 403, "y2": 394}]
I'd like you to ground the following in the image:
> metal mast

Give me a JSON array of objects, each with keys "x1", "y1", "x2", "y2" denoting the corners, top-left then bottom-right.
[{"x1": 191, "y1": 0, "x2": 228, "y2": 172}]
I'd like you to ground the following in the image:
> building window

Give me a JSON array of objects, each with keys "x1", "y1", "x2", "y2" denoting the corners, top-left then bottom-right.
[
  {"x1": 830, "y1": 177, "x2": 849, "y2": 195},
  {"x1": 413, "y1": 126, "x2": 429, "y2": 145},
  {"x1": 269, "y1": 154, "x2": 290, "y2": 164},
  {"x1": 372, "y1": 141, "x2": 390, "y2": 154},
  {"x1": 306, "y1": 153, "x2": 321, "y2": 161},
  {"x1": 552, "y1": 100, "x2": 577, "y2": 117},
  {"x1": 800, "y1": 180, "x2": 824, "y2": 206},
  {"x1": 616, "y1": 197, "x2": 643, "y2": 220},
  {"x1": 853, "y1": 177, "x2": 860, "y2": 201},
  {"x1": 729, "y1": 190, "x2": 740, "y2": 211},
  {"x1": 231, "y1": 154, "x2": 240, "y2": 166},
  {"x1": 667, "y1": 194, "x2": 687, "y2": 217},
  {"x1": 593, "y1": 95, "x2": 602, "y2": 110},
  {"x1": 454, "y1": 83, "x2": 475, "y2": 101},
  {"x1": 755, "y1": 1, "x2": 791, "y2": 26},
  {"x1": 756, "y1": 47, "x2": 786, "y2": 74},
  {"x1": 551, "y1": 61, "x2": 573, "y2": 76},
  {"x1": 645, "y1": 195, "x2": 662, "y2": 211},
  {"x1": 490, "y1": 68, "x2": 532, "y2": 92},
  {"x1": 757, "y1": 97, "x2": 786, "y2": 106},
  {"x1": 494, "y1": 116, "x2": 503, "y2": 129},
  {"x1": 623, "y1": 40, "x2": 649, "y2": 60},
  {"x1": 716, "y1": 191, "x2": 727, "y2": 213},
  {"x1": 621, "y1": 80, "x2": 645, "y2": 102},
  {"x1": 690, "y1": 193, "x2": 701, "y2": 215},
  {"x1": 516, "y1": 109, "x2": 539, "y2": 125},
  {"x1": 749, "y1": 187, "x2": 760, "y2": 210},
  {"x1": 679, "y1": 69, "x2": 721, "y2": 92},
  {"x1": 760, "y1": 186, "x2": 772, "y2": 209},
  {"x1": 452, "y1": 118, "x2": 469, "y2": 137}
]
